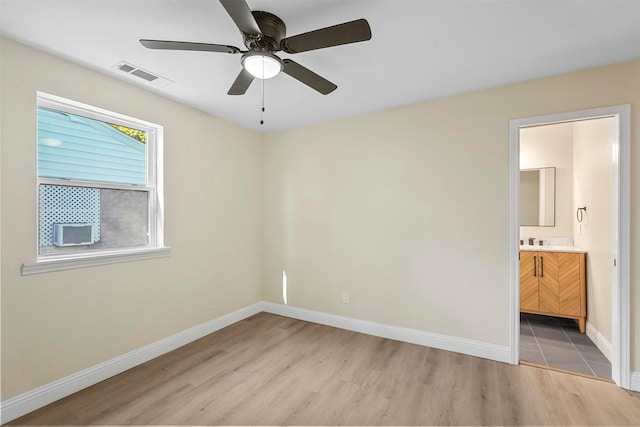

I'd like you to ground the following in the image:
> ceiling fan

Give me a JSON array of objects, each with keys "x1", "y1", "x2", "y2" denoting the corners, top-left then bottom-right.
[{"x1": 140, "y1": 0, "x2": 372, "y2": 95}]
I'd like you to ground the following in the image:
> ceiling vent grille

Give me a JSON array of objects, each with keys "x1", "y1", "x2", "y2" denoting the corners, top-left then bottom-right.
[{"x1": 114, "y1": 61, "x2": 173, "y2": 86}]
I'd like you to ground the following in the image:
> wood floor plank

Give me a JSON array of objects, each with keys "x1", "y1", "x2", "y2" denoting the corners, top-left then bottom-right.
[{"x1": 9, "y1": 312, "x2": 640, "y2": 426}]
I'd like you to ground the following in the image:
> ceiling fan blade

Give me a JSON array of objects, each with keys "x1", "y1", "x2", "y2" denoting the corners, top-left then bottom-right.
[
  {"x1": 282, "y1": 59, "x2": 337, "y2": 95},
  {"x1": 140, "y1": 39, "x2": 242, "y2": 54},
  {"x1": 228, "y1": 68, "x2": 255, "y2": 95},
  {"x1": 280, "y1": 19, "x2": 371, "y2": 54},
  {"x1": 219, "y1": 0, "x2": 261, "y2": 36}
]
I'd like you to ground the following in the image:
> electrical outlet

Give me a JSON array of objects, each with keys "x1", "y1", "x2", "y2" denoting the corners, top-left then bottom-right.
[{"x1": 342, "y1": 291, "x2": 350, "y2": 304}]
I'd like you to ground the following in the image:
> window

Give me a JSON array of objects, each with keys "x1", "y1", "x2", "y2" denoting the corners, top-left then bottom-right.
[{"x1": 23, "y1": 92, "x2": 169, "y2": 274}]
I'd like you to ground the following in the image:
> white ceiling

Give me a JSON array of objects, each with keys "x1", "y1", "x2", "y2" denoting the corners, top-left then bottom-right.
[{"x1": 1, "y1": 0, "x2": 639, "y2": 132}]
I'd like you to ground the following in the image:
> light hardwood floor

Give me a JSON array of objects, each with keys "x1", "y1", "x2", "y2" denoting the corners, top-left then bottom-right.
[{"x1": 10, "y1": 312, "x2": 640, "y2": 425}]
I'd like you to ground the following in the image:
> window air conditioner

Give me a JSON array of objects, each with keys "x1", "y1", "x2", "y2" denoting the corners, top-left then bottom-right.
[{"x1": 53, "y1": 223, "x2": 95, "y2": 246}]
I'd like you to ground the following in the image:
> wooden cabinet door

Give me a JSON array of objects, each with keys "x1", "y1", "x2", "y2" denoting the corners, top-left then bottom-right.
[
  {"x1": 520, "y1": 251, "x2": 539, "y2": 311},
  {"x1": 538, "y1": 252, "x2": 560, "y2": 314},
  {"x1": 519, "y1": 250, "x2": 586, "y2": 330},
  {"x1": 558, "y1": 252, "x2": 583, "y2": 316}
]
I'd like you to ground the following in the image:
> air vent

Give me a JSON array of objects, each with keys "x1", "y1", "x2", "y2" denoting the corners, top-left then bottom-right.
[
  {"x1": 130, "y1": 69, "x2": 158, "y2": 82},
  {"x1": 114, "y1": 61, "x2": 173, "y2": 87},
  {"x1": 117, "y1": 63, "x2": 136, "y2": 73}
]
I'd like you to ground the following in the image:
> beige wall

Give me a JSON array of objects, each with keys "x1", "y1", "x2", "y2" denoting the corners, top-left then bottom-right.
[
  {"x1": 262, "y1": 102, "x2": 511, "y2": 345},
  {"x1": 2, "y1": 36, "x2": 640, "y2": 402},
  {"x1": 574, "y1": 117, "x2": 616, "y2": 346},
  {"x1": 262, "y1": 60, "x2": 640, "y2": 369},
  {"x1": 520, "y1": 122, "x2": 574, "y2": 238},
  {"x1": 0, "y1": 38, "x2": 263, "y2": 399}
]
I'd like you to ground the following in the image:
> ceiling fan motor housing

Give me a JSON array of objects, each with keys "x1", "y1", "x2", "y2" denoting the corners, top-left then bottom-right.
[{"x1": 245, "y1": 11, "x2": 286, "y2": 51}]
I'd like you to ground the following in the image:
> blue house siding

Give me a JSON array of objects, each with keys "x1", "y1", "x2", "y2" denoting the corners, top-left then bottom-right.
[{"x1": 38, "y1": 107, "x2": 146, "y2": 185}]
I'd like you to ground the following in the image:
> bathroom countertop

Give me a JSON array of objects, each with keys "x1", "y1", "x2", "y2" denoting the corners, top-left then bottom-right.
[{"x1": 519, "y1": 245, "x2": 587, "y2": 253}]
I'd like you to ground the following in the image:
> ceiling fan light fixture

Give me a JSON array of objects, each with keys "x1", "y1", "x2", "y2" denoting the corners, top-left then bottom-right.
[{"x1": 242, "y1": 52, "x2": 283, "y2": 79}]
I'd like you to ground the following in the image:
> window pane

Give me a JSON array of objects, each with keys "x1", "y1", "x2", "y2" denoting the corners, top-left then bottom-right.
[
  {"x1": 35, "y1": 93, "x2": 163, "y2": 263},
  {"x1": 37, "y1": 107, "x2": 147, "y2": 185},
  {"x1": 99, "y1": 188, "x2": 149, "y2": 249},
  {"x1": 39, "y1": 184, "x2": 149, "y2": 255}
]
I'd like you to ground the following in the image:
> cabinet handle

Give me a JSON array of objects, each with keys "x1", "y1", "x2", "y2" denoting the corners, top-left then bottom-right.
[
  {"x1": 533, "y1": 256, "x2": 537, "y2": 277},
  {"x1": 540, "y1": 256, "x2": 544, "y2": 278}
]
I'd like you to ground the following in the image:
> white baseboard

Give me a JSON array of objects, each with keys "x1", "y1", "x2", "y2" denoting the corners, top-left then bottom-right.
[
  {"x1": 631, "y1": 371, "x2": 640, "y2": 392},
  {"x1": 0, "y1": 302, "x2": 263, "y2": 424},
  {"x1": 261, "y1": 302, "x2": 511, "y2": 364},
  {"x1": 586, "y1": 321, "x2": 613, "y2": 362},
  {"x1": 7, "y1": 300, "x2": 608, "y2": 424}
]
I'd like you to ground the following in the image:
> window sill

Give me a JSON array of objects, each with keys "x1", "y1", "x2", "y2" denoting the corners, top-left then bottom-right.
[{"x1": 22, "y1": 247, "x2": 171, "y2": 276}]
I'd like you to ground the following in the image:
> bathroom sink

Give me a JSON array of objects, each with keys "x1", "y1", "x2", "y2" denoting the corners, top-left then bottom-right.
[{"x1": 519, "y1": 245, "x2": 585, "y2": 253}]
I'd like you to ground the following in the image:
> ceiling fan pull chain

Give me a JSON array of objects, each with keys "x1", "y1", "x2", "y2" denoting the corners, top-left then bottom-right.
[{"x1": 260, "y1": 70, "x2": 265, "y2": 125}]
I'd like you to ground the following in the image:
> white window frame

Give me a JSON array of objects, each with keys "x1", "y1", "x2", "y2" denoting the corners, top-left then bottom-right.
[{"x1": 22, "y1": 92, "x2": 170, "y2": 275}]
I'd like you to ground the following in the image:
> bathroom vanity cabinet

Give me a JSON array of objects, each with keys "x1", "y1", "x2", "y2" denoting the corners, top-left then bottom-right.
[{"x1": 520, "y1": 249, "x2": 587, "y2": 333}]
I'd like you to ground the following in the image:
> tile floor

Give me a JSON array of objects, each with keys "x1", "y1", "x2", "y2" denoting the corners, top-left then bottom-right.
[{"x1": 520, "y1": 313, "x2": 611, "y2": 379}]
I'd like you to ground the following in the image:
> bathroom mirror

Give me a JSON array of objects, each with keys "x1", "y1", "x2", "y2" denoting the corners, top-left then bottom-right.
[{"x1": 520, "y1": 167, "x2": 556, "y2": 226}]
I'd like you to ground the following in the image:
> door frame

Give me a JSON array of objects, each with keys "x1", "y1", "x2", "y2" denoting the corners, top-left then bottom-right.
[{"x1": 508, "y1": 105, "x2": 631, "y2": 389}]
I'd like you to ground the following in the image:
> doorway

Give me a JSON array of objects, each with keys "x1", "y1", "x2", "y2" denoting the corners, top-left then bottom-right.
[{"x1": 508, "y1": 105, "x2": 631, "y2": 388}]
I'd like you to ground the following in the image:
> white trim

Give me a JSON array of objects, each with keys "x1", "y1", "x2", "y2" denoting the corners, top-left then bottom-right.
[
  {"x1": 38, "y1": 177, "x2": 151, "y2": 191},
  {"x1": 261, "y1": 302, "x2": 511, "y2": 363},
  {"x1": 0, "y1": 302, "x2": 264, "y2": 424},
  {"x1": 586, "y1": 322, "x2": 613, "y2": 362},
  {"x1": 612, "y1": 105, "x2": 631, "y2": 389},
  {"x1": 508, "y1": 114, "x2": 521, "y2": 365},
  {"x1": 509, "y1": 105, "x2": 631, "y2": 389},
  {"x1": 151, "y1": 124, "x2": 165, "y2": 248},
  {"x1": 630, "y1": 372, "x2": 640, "y2": 392},
  {"x1": 37, "y1": 91, "x2": 160, "y2": 132},
  {"x1": 22, "y1": 246, "x2": 172, "y2": 275}
]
